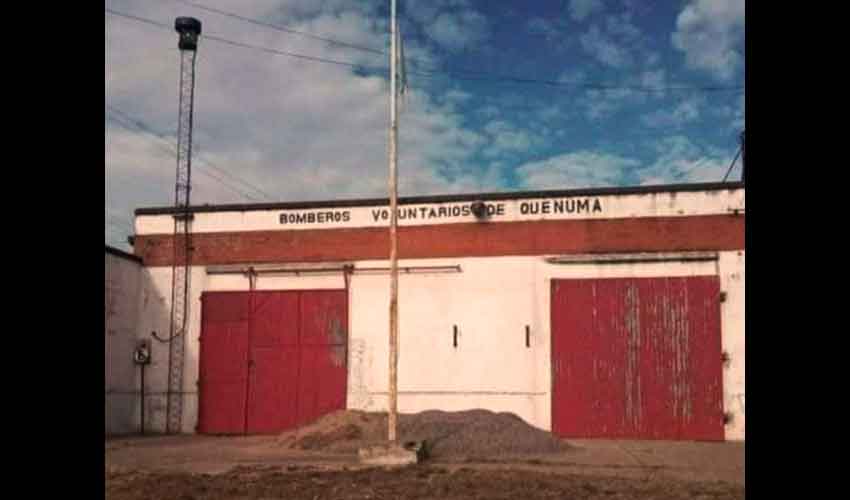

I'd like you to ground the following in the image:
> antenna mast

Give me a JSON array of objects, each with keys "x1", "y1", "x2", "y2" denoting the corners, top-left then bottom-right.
[{"x1": 165, "y1": 16, "x2": 201, "y2": 434}]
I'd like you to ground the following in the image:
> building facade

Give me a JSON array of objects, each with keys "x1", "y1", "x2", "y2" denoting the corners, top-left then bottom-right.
[
  {"x1": 105, "y1": 246, "x2": 144, "y2": 435},
  {"x1": 127, "y1": 182, "x2": 745, "y2": 441}
]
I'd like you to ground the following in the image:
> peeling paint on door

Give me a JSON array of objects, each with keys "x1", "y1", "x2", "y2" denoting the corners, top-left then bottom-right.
[
  {"x1": 551, "y1": 276, "x2": 724, "y2": 440},
  {"x1": 198, "y1": 290, "x2": 348, "y2": 435}
]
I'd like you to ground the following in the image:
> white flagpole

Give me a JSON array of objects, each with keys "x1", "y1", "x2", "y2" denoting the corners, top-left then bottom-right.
[{"x1": 387, "y1": 0, "x2": 400, "y2": 444}]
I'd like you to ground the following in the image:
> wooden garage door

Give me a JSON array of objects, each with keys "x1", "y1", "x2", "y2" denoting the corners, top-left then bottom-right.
[
  {"x1": 551, "y1": 277, "x2": 724, "y2": 441},
  {"x1": 198, "y1": 290, "x2": 347, "y2": 435}
]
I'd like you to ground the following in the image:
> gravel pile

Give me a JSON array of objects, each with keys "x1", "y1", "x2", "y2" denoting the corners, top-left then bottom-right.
[{"x1": 278, "y1": 409, "x2": 570, "y2": 459}]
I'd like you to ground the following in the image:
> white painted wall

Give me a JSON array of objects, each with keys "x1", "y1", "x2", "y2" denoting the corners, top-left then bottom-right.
[
  {"x1": 719, "y1": 251, "x2": 745, "y2": 440},
  {"x1": 134, "y1": 266, "x2": 205, "y2": 434},
  {"x1": 130, "y1": 186, "x2": 744, "y2": 439},
  {"x1": 105, "y1": 252, "x2": 142, "y2": 435},
  {"x1": 135, "y1": 188, "x2": 744, "y2": 235},
  {"x1": 347, "y1": 258, "x2": 544, "y2": 425},
  {"x1": 133, "y1": 253, "x2": 745, "y2": 441}
]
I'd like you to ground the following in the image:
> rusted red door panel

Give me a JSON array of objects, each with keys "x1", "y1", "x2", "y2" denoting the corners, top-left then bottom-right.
[
  {"x1": 676, "y1": 277, "x2": 724, "y2": 440},
  {"x1": 296, "y1": 290, "x2": 348, "y2": 426},
  {"x1": 200, "y1": 289, "x2": 347, "y2": 435},
  {"x1": 245, "y1": 292, "x2": 300, "y2": 434},
  {"x1": 551, "y1": 276, "x2": 724, "y2": 441},
  {"x1": 246, "y1": 345, "x2": 301, "y2": 433},
  {"x1": 198, "y1": 292, "x2": 250, "y2": 434},
  {"x1": 250, "y1": 292, "x2": 300, "y2": 347}
]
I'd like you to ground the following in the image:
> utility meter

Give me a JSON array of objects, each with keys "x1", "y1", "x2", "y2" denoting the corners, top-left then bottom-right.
[{"x1": 133, "y1": 339, "x2": 152, "y2": 365}]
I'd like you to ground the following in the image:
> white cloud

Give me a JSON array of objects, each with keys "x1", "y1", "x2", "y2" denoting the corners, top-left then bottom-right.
[
  {"x1": 105, "y1": 0, "x2": 503, "y2": 243},
  {"x1": 580, "y1": 25, "x2": 631, "y2": 68},
  {"x1": 557, "y1": 70, "x2": 587, "y2": 86},
  {"x1": 569, "y1": 0, "x2": 605, "y2": 22},
  {"x1": 639, "y1": 69, "x2": 667, "y2": 92},
  {"x1": 425, "y1": 10, "x2": 489, "y2": 50},
  {"x1": 640, "y1": 69, "x2": 666, "y2": 89},
  {"x1": 482, "y1": 120, "x2": 535, "y2": 157},
  {"x1": 638, "y1": 136, "x2": 735, "y2": 184},
  {"x1": 732, "y1": 94, "x2": 745, "y2": 130},
  {"x1": 476, "y1": 105, "x2": 501, "y2": 119},
  {"x1": 575, "y1": 68, "x2": 668, "y2": 121},
  {"x1": 582, "y1": 87, "x2": 640, "y2": 120},
  {"x1": 579, "y1": 13, "x2": 643, "y2": 69},
  {"x1": 527, "y1": 17, "x2": 560, "y2": 39},
  {"x1": 517, "y1": 151, "x2": 640, "y2": 189},
  {"x1": 105, "y1": 0, "x2": 742, "y2": 251},
  {"x1": 403, "y1": 0, "x2": 489, "y2": 50},
  {"x1": 405, "y1": 1, "x2": 444, "y2": 24},
  {"x1": 605, "y1": 12, "x2": 641, "y2": 40},
  {"x1": 442, "y1": 89, "x2": 473, "y2": 105},
  {"x1": 645, "y1": 52, "x2": 661, "y2": 66},
  {"x1": 672, "y1": 0, "x2": 745, "y2": 81},
  {"x1": 713, "y1": 94, "x2": 745, "y2": 131},
  {"x1": 641, "y1": 95, "x2": 705, "y2": 128},
  {"x1": 539, "y1": 105, "x2": 566, "y2": 122},
  {"x1": 515, "y1": 135, "x2": 737, "y2": 190},
  {"x1": 526, "y1": 17, "x2": 574, "y2": 51}
]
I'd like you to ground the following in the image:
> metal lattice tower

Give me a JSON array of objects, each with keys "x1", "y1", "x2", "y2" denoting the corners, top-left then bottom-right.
[{"x1": 166, "y1": 16, "x2": 202, "y2": 434}]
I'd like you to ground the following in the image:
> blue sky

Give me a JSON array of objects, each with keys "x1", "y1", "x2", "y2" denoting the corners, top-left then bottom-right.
[{"x1": 106, "y1": 0, "x2": 744, "y2": 248}]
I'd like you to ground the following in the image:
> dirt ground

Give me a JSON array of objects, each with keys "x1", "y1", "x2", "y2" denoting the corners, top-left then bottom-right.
[
  {"x1": 107, "y1": 463, "x2": 743, "y2": 500},
  {"x1": 107, "y1": 409, "x2": 742, "y2": 499},
  {"x1": 106, "y1": 432, "x2": 744, "y2": 499}
]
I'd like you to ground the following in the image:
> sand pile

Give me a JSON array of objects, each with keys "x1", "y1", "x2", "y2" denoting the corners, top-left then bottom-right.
[{"x1": 278, "y1": 409, "x2": 570, "y2": 458}]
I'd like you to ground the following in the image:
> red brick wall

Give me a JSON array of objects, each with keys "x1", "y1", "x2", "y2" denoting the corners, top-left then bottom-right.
[{"x1": 134, "y1": 215, "x2": 745, "y2": 267}]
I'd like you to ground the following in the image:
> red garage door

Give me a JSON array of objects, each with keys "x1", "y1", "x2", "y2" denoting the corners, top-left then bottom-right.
[
  {"x1": 551, "y1": 277, "x2": 724, "y2": 441},
  {"x1": 198, "y1": 290, "x2": 347, "y2": 435}
]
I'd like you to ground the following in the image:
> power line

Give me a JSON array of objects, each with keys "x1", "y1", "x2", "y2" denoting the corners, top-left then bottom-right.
[
  {"x1": 173, "y1": 1, "x2": 741, "y2": 94},
  {"x1": 107, "y1": 105, "x2": 275, "y2": 200},
  {"x1": 174, "y1": 0, "x2": 385, "y2": 55},
  {"x1": 108, "y1": 115, "x2": 265, "y2": 202},
  {"x1": 408, "y1": 68, "x2": 744, "y2": 93},
  {"x1": 204, "y1": 33, "x2": 379, "y2": 72},
  {"x1": 108, "y1": 114, "x2": 264, "y2": 202},
  {"x1": 722, "y1": 142, "x2": 743, "y2": 182},
  {"x1": 170, "y1": 1, "x2": 536, "y2": 81},
  {"x1": 107, "y1": 109, "x2": 179, "y2": 159},
  {"x1": 107, "y1": 112, "x2": 207, "y2": 197},
  {"x1": 106, "y1": 107, "x2": 273, "y2": 201},
  {"x1": 107, "y1": 9, "x2": 382, "y2": 72},
  {"x1": 105, "y1": 174, "x2": 167, "y2": 202},
  {"x1": 107, "y1": 8, "x2": 744, "y2": 94},
  {"x1": 173, "y1": 1, "x2": 530, "y2": 81},
  {"x1": 107, "y1": 8, "x2": 171, "y2": 30}
]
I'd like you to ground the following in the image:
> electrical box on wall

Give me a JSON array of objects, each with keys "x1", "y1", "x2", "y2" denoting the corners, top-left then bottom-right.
[{"x1": 133, "y1": 339, "x2": 152, "y2": 365}]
